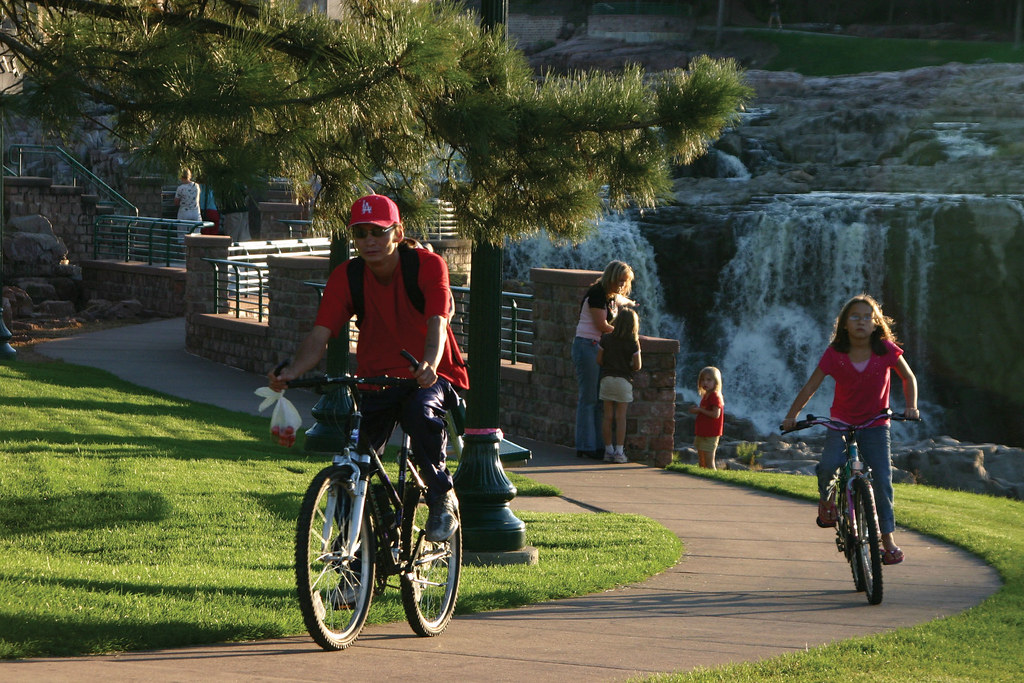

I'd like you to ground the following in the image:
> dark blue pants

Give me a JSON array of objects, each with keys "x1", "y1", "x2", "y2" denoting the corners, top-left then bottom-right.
[{"x1": 357, "y1": 377, "x2": 459, "y2": 505}]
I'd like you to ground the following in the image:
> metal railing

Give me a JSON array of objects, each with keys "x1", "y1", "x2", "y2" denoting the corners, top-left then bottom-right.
[
  {"x1": 450, "y1": 287, "x2": 534, "y2": 365},
  {"x1": 93, "y1": 215, "x2": 209, "y2": 265},
  {"x1": 203, "y1": 258, "x2": 270, "y2": 321},
  {"x1": 228, "y1": 237, "x2": 332, "y2": 259},
  {"x1": 8, "y1": 144, "x2": 139, "y2": 215},
  {"x1": 303, "y1": 281, "x2": 534, "y2": 365}
]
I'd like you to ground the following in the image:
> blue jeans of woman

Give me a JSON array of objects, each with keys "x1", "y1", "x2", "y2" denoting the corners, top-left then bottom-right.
[
  {"x1": 817, "y1": 425, "x2": 895, "y2": 534},
  {"x1": 572, "y1": 336, "x2": 604, "y2": 454}
]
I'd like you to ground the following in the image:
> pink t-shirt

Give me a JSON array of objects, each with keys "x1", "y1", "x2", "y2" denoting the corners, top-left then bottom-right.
[{"x1": 818, "y1": 339, "x2": 903, "y2": 425}]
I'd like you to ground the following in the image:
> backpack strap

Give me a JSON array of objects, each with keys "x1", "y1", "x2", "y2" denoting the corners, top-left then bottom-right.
[{"x1": 346, "y1": 243, "x2": 424, "y2": 329}]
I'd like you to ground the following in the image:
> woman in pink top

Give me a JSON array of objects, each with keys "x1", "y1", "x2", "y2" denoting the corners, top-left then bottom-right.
[
  {"x1": 782, "y1": 294, "x2": 919, "y2": 565},
  {"x1": 571, "y1": 261, "x2": 635, "y2": 459}
]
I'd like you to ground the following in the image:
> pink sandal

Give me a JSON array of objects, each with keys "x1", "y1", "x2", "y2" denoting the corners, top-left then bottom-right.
[{"x1": 882, "y1": 546, "x2": 905, "y2": 565}]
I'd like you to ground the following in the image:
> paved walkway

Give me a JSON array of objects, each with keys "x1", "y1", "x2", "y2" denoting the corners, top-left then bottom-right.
[{"x1": 7, "y1": 318, "x2": 1001, "y2": 681}]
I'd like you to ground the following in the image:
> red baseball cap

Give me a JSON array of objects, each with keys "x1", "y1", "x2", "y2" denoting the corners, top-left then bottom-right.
[{"x1": 348, "y1": 194, "x2": 401, "y2": 228}]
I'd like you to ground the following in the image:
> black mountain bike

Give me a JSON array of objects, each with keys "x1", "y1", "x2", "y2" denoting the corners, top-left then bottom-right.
[
  {"x1": 781, "y1": 411, "x2": 917, "y2": 605},
  {"x1": 285, "y1": 352, "x2": 462, "y2": 650}
]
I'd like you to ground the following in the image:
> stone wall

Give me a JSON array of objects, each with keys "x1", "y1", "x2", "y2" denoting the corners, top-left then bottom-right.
[
  {"x1": 79, "y1": 260, "x2": 186, "y2": 317},
  {"x1": 120, "y1": 176, "x2": 167, "y2": 218},
  {"x1": 507, "y1": 14, "x2": 565, "y2": 46},
  {"x1": 3, "y1": 177, "x2": 100, "y2": 262},
  {"x1": 587, "y1": 14, "x2": 694, "y2": 43},
  {"x1": 513, "y1": 268, "x2": 679, "y2": 465},
  {"x1": 180, "y1": 247, "x2": 680, "y2": 465}
]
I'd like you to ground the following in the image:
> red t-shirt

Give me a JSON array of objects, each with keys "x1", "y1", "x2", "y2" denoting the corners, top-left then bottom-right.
[
  {"x1": 818, "y1": 339, "x2": 903, "y2": 425},
  {"x1": 695, "y1": 390, "x2": 724, "y2": 437},
  {"x1": 314, "y1": 249, "x2": 469, "y2": 389}
]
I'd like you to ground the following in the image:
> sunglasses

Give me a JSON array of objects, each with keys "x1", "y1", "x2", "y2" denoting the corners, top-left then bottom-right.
[{"x1": 351, "y1": 225, "x2": 396, "y2": 239}]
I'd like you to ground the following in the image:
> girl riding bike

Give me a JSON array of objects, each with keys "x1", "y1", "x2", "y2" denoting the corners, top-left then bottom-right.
[{"x1": 782, "y1": 294, "x2": 919, "y2": 566}]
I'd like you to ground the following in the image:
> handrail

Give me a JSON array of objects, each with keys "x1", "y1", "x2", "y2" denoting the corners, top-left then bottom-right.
[
  {"x1": 93, "y1": 214, "x2": 208, "y2": 265},
  {"x1": 202, "y1": 258, "x2": 270, "y2": 321},
  {"x1": 7, "y1": 144, "x2": 139, "y2": 216}
]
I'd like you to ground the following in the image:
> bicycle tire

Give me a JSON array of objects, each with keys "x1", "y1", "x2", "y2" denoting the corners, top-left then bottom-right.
[
  {"x1": 850, "y1": 477, "x2": 884, "y2": 605},
  {"x1": 400, "y1": 485, "x2": 461, "y2": 637},
  {"x1": 295, "y1": 465, "x2": 376, "y2": 650}
]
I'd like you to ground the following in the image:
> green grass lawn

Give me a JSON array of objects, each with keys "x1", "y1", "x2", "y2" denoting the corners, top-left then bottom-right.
[
  {"x1": 5, "y1": 358, "x2": 1024, "y2": 679},
  {"x1": 743, "y1": 28, "x2": 1024, "y2": 76},
  {"x1": 0, "y1": 360, "x2": 679, "y2": 659},
  {"x1": 649, "y1": 464, "x2": 1024, "y2": 682}
]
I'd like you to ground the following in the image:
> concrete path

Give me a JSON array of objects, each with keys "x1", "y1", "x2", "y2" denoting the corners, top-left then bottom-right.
[{"x1": 5, "y1": 318, "x2": 1000, "y2": 681}]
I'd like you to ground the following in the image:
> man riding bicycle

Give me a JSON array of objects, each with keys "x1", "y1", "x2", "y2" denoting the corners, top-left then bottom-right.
[{"x1": 269, "y1": 194, "x2": 469, "y2": 542}]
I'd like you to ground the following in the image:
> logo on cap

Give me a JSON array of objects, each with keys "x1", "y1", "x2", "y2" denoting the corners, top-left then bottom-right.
[{"x1": 361, "y1": 200, "x2": 373, "y2": 215}]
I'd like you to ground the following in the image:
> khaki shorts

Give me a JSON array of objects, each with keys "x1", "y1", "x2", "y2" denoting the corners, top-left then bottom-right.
[
  {"x1": 599, "y1": 376, "x2": 633, "y2": 403},
  {"x1": 694, "y1": 436, "x2": 720, "y2": 454}
]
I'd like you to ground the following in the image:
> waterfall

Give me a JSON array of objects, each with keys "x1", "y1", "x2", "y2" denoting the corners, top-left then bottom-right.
[
  {"x1": 711, "y1": 193, "x2": 935, "y2": 434},
  {"x1": 503, "y1": 193, "x2": 948, "y2": 439}
]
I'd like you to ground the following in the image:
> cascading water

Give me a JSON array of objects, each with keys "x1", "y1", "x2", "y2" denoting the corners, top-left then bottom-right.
[
  {"x1": 504, "y1": 193, "x2": 949, "y2": 439},
  {"x1": 709, "y1": 193, "x2": 935, "y2": 435}
]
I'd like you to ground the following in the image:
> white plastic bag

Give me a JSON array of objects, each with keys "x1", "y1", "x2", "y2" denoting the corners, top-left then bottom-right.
[{"x1": 255, "y1": 387, "x2": 303, "y2": 447}]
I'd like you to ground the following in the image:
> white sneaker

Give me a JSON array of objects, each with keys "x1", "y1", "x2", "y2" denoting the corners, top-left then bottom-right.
[
  {"x1": 603, "y1": 450, "x2": 615, "y2": 462},
  {"x1": 613, "y1": 452, "x2": 628, "y2": 463}
]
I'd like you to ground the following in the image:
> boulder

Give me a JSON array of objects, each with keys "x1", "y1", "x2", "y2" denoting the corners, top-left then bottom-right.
[
  {"x1": 2, "y1": 285, "x2": 33, "y2": 317},
  {"x1": 2, "y1": 214, "x2": 68, "y2": 277}
]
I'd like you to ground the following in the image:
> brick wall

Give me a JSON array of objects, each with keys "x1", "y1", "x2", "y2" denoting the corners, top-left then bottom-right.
[
  {"x1": 120, "y1": 176, "x2": 167, "y2": 218},
  {"x1": 501, "y1": 268, "x2": 678, "y2": 466},
  {"x1": 3, "y1": 176, "x2": 100, "y2": 262},
  {"x1": 179, "y1": 246, "x2": 679, "y2": 465},
  {"x1": 79, "y1": 260, "x2": 186, "y2": 317}
]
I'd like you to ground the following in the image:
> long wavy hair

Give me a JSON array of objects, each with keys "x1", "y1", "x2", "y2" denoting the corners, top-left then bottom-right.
[
  {"x1": 597, "y1": 260, "x2": 634, "y2": 299},
  {"x1": 829, "y1": 294, "x2": 899, "y2": 355}
]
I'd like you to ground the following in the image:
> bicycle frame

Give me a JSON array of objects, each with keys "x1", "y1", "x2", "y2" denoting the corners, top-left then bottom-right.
[
  {"x1": 290, "y1": 361, "x2": 463, "y2": 649},
  {"x1": 782, "y1": 410, "x2": 916, "y2": 605}
]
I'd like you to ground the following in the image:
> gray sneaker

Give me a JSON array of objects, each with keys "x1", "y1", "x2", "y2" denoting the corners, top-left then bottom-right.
[{"x1": 425, "y1": 490, "x2": 459, "y2": 542}]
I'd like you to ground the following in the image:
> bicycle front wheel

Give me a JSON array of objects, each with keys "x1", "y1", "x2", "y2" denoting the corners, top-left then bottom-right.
[
  {"x1": 400, "y1": 486, "x2": 461, "y2": 637},
  {"x1": 295, "y1": 466, "x2": 376, "y2": 650},
  {"x1": 851, "y1": 477, "x2": 884, "y2": 605}
]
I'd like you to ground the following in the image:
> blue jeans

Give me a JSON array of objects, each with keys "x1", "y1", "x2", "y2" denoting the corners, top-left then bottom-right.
[
  {"x1": 572, "y1": 336, "x2": 604, "y2": 453},
  {"x1": 817, "y1": 425, "x2": 895, "y2": 534}
]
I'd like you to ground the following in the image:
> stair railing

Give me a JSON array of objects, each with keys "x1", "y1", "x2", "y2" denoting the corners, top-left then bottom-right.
[{"x1": 6, "y1": 144, "x2": 138, "y2": 216}]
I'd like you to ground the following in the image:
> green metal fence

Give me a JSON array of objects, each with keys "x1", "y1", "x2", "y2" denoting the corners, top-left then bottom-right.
[
  {"x1": 93, "y1": 215, "x2": 209, "y2": 265},
  {"x1": 202, "y1": 258, "x2": 270, "y2": 321}
]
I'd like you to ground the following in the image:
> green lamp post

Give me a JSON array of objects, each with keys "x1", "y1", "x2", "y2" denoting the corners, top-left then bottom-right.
[
  {"x1": 303, "y1": 227, "x2": 352, "y2": 452},
  {"x1": 451, "y1": 0, "x2": 527, "y2": 554},
  {"x1": 1, "y1": 115, "x2": 17, "y2": 361}
]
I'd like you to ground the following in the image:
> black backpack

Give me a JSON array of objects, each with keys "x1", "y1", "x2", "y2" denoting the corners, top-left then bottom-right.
[{"x1": 346, "y1": 243, "x2": 425, "y2": 329}]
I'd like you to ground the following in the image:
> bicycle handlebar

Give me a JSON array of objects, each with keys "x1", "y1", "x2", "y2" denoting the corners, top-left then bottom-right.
[
  {"x1": 780, "y1": 410, "x2": 921, "y2": 435},
  {"x1": 279, "y1": 351, "x2": 421, "y2": 391}
]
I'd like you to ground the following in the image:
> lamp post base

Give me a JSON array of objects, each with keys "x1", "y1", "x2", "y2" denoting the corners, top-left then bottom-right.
[{"x1": 453, "y1": 430, "x2": 526, "y2": 553}]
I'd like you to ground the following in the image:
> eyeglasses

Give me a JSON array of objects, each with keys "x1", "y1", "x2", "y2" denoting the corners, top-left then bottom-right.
[
  {"x1": 848, "y1": 314, "x2": 875, "y2": 323},
  {"x1": 351, "y1": 225, "x2": 396, "y2": 239}
]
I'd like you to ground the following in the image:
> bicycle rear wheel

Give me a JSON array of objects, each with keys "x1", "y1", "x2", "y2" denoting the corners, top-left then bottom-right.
[
  {"x1": 850, "y1": 478, "x2": 884, "y2": 605},
  {"x1": 295, "y1": 465, "x2": 376, "y2": 650},
  {"x1": 400, "y1": 485, "x2": 461, "y2": 636}
]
